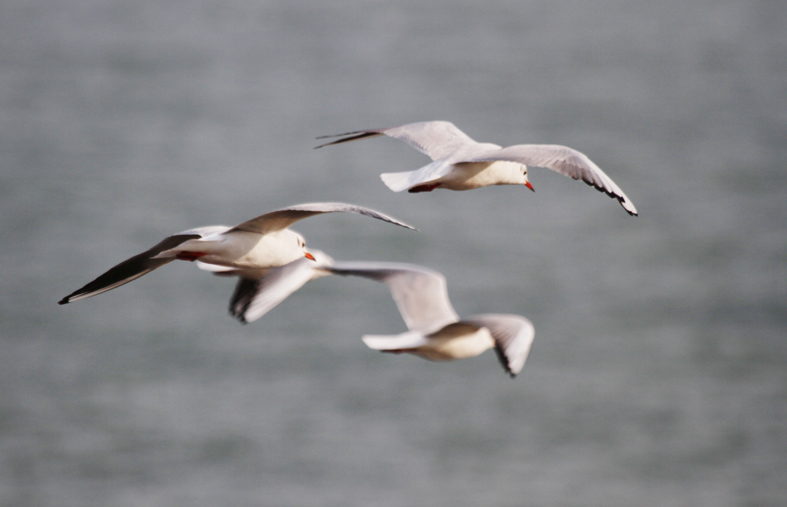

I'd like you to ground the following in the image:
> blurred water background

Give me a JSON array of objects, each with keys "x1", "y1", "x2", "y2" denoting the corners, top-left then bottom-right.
[{"x1": 1, "y1": 1, "x2": 786, "y2": 506}]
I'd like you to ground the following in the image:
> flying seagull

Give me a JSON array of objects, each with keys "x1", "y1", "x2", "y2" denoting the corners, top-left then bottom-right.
[
  {"x1": 316, "y1": 120, "x2": 637, "y2": 216},
  {"x1": 58, "y1": 203, "x2": 415, "y2": 305}
]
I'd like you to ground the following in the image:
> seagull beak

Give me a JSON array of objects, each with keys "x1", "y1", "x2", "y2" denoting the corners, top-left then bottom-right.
[
  {"x1": 304, "y1": 252, "x2": 316, "y2": 261},
  {"x1": 525, "y1": 181, "x2": 535, "y2": 192}
]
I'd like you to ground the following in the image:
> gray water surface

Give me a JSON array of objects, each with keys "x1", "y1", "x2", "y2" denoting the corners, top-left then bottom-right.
[{"x1": 1, "y1": 1, "x2": 785, "y2": 506}]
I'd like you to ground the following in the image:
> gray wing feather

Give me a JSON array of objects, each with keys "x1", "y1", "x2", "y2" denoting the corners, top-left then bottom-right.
[
  {"x1": 326, "y1": 261, "x2": 459, "y2": 333},
  {"x1": 227, "y1": 259, "x2": 312, "y2": 323},
  {"x1": 230, "y1": 202, "x2": 417, "y2": 234},
  {"x1": 58, "y1": 233, "x2": 201, "y2": 304},
  {"x1": 465, "y1": 144, "x2": 638, "y2": 215},
  {"x1": 316, "y1": 121, "x2": 478, "y2": 162},
  {"x1": 463, "y1": 314, "x2": 535, "y2": 378}
]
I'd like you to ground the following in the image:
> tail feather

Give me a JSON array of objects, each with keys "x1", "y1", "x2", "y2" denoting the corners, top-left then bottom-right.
[
  {"x1": 380, "y1": 171, "x2": 416, "y2": 192},
  {"x1": 362, "y1": 331, "x2": 428, "y2": 351}
]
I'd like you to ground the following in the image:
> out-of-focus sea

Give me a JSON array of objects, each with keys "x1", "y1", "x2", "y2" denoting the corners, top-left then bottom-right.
[{"x1": 1, "y1": 1, "x2": 785, "y2": 506}]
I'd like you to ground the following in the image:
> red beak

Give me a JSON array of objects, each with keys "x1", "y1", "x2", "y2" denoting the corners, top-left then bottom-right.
[
  {"x1": 525, "y1": 181, "x2": 535, "y2": 192},
  {"x1": 304, "y1": 252, "x2": 316, "y2": 261}
]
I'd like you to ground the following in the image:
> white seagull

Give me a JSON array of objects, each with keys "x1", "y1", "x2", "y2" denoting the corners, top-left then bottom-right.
[
  {"x1": 58, "y1": 203, "x2": 415, "y2": 305},
  {"x1": 216, "y1": 256, "x2": 534, "y2": 377},
  {"x1": 316, "y1": 120, "x2": 638, "y2": 216},
  {"x1": 327, "y1": 262, "x2": 535, "y2": 377}
]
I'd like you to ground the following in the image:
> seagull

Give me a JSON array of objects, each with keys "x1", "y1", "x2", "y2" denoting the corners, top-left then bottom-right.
[
  {"x1": 327, "y1": 262, "x2": 535, "y2": 377},
  {"x1": 57, "y1": 203, "x2": 416, "y2": 305},
  {"x1": 218, "y1": 255, "x2": 534, "y2": 377},
  {"x1": 316, "y1": 120, "x2": 638, "y2": 216}
]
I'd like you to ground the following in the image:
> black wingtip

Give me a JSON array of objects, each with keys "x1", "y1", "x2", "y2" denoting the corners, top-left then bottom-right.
[
  {"x1": 58, "y1": 297, "x2": 69, "y2": 305},
  {"x1": 312, "y1": 138, "x2": 346, "y2": 150},
  {"x1": 580, "y1": 179, "x2": 638, "y2": 216},
  {"x1": 494, "y1": 346, "x2": 519, "y2": 378},
  {"x1": 313, "y1": 131, "x2": 382, "y2": 149},
  {"x1": 230, "y1": 311, "x2": 248, "y2": 325},
  {"x1": 619, "y1": 196, "x2": 638, "y2": 216}
]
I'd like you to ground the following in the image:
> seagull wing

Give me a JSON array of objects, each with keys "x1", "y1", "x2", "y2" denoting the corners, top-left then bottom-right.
[
  {"x1": 228, "y1": 250, "x2": 334, "y2": 324},
  {"x1": 58, "y1": 233, "x2": 201, "y2": 304},
  {"x1": 316, "y1": 121, "x2": 479, "y2": 162},
  {"x1": 326, "y1": 261, "x2": 459, "y2": 333},
  {"x1": 229, "y1": 202, "x2": 417, "y2": 234},
  {"x1": 227, "y1": 260, "x2": 311, "y2": 324},
  {"x1": 465, "y1": 144, "x2": 638, "y2": 216},
  {"x1": 463, "y1": 314, "x2": 535, "y2": 378}
]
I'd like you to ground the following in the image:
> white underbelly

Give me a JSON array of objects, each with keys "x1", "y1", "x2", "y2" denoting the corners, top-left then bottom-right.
[
  {"x1": 438, "y1": 161, "x2": 525, "y2": 190},
  {"x1": 198, "y1": 231, "x2": 302, "y2": 269},
  {"x1": 414, "y1": 328, "x2": 495, "y2": 361}
]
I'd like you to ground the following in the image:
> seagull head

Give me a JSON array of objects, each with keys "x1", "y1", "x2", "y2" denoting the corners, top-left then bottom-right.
[
  {"x1": 304, "y1": 249, "x2": 335, "y2": 267},
  {"x1": 292, "y1": 231, "x2": 315, "y2": 260}
]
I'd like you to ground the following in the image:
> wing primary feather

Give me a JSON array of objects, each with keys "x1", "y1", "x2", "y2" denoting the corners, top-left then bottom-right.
[
  {"x1": 228, "y1": 278, "x2": 261, "y2": 324},
  {"x1": 314, "y1": 131, "x2": 384, "y2": 148},
  {"x1": 58, "y1": 234, "x2": 200, "y2": 304}
]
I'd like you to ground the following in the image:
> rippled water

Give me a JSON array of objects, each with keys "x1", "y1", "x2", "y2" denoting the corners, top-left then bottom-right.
[{"x1": 1, "y1": 1, "x2": 785, "y2": 506}]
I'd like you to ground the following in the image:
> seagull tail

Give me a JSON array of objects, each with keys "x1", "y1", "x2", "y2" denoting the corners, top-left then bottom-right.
[
  {"x1": 380, "y1": 171, "x2": 415, "y2": 192},
  {"x1": 362, "y1": 331, "x2": 428, "y2": 351}
]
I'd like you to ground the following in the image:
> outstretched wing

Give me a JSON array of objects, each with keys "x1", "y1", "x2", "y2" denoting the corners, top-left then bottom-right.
[
  {"x1": 465, "y1": 144, "x2": 638, "y2": 216},
  {"x1": 316, "y1": 121, "x2": 479, "y2": 162},
  {"x1": 58, "y1": 233, "x2": 201, "y2": 304},
  {"x1": 463, "y1": 314, "x2": 535, "y2": 378},
  {"x1": 326, "y1": 261, "x2": 459, "y2": 334},
  {"x1": 230, "y1": 202, "x2": 417, "y2": 234}
]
